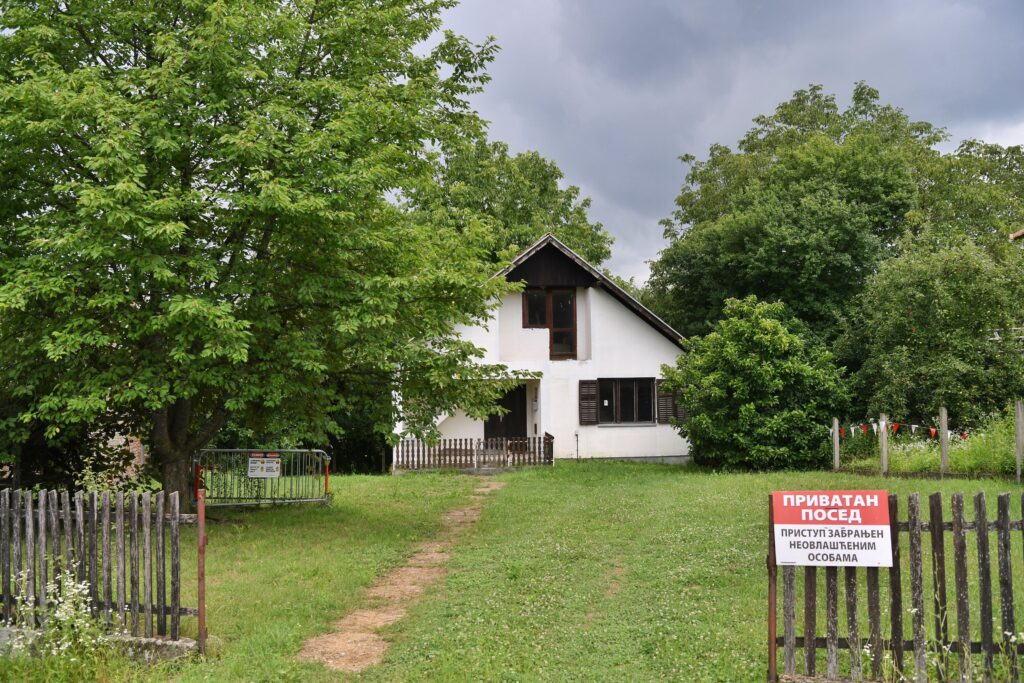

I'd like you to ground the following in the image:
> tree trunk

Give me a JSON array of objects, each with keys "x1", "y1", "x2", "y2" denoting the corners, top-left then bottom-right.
[{"x1": 161, "y1": 453, "x2": 195, "y2": 514}]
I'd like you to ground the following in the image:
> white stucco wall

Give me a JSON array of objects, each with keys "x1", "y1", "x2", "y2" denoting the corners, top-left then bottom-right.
[{"x1": 436, "y1": 286, "x2": 689, "y2": 460}]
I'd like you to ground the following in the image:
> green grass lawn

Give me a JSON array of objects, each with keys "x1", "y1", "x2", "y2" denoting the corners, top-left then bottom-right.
[
  {"x1": 363, "y1": 463, "x2": 1024, "y2": 682},
  {"x1": 7, "y1": 462, "x2": 1024, "y2": 682}
]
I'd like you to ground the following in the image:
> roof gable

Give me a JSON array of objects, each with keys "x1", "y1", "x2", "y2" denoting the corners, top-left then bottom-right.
[{"x1": 496, "y1": 234, "x2": 684, "y2": 348}]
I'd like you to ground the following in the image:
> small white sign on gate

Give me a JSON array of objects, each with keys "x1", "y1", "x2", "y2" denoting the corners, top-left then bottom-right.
[{"x1": 247, "y1": 452, "x2": 281, "y2": 478}]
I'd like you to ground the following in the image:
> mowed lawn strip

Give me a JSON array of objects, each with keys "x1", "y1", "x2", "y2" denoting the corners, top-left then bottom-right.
[
  {"x1": 166, "y1": 472, "x2": 478, "y2": 683},
  {"x1": 361, "y1": 462, "x2": 1024, "y2": 683}
]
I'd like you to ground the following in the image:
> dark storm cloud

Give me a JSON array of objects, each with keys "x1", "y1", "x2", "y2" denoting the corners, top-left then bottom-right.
[{"x1": 443, "y1": 0, "x2": 1024, "y2": 280}]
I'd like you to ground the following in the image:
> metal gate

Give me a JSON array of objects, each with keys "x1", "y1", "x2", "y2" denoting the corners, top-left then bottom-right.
[{"x1": 193, "y1": 449, "x2": 331, "y2": 507}]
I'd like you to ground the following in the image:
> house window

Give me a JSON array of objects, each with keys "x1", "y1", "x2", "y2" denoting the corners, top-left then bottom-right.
[
  {"x1": 522, "y1": 288, "x2": 577, "y2": 360},
  {"x1": 524, "y1": 290, "x2": 547, "y2": 327},
  {"x1": 597, "y1": 378, "x2": 655, "y2": 424}
]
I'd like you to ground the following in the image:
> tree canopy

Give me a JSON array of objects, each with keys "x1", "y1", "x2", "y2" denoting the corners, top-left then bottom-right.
[
  {"x1": 0, "y1": 0, "x2": 526, "y2": 495},
  {"x1": 647, "y1": 83, "x2": 944, "y2": 340},
  {"x1": 415, "y1": 137, "x2": 613, "y2": 265}
]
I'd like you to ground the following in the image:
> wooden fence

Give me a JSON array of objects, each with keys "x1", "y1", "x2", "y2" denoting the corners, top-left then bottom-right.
[
  {"x1": 770, "y1": 491, "x2": 1024, "y2": 682},
  {"x1": 0, "y1": 488, "x2": 204, "y2": 649},
  {"x1": 831, "y1": 401, "x2": 1024, "y2": 481},
  {"x1": 393, "y1": 435, "x2": 554, "y2": 472}
]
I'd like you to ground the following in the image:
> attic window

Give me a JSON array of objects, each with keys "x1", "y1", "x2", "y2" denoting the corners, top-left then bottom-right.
[
  {"x1": 524, "y1": 290, "x2": 547, "y2": 327},
  {"x1": 522, "y1": 288, "x2": 577, "y2": 359}
]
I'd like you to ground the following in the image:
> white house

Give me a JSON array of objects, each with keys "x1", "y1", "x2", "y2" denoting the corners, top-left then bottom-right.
[{"x1": 424, "y1": 234, "x2": 689, "y2": 464}]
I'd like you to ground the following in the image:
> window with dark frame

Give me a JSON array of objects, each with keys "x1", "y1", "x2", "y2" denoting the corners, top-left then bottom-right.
[
  {"x1": 597, "y1": 378, "x2": 655, "y2": 424},
  {"x1": 521, "y1": 288, "x2": 577, "y2": 360}
]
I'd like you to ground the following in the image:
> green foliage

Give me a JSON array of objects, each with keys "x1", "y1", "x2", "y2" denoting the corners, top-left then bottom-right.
[
  {"x1": 647, "y1": 83, "x2": 943, "y2": 340},
  {"x1": 0, "y1": 0, "x2": 525, "y2": 489},
  {"x1": 662, "y1": 296, "x2": 847, "y2": 469},
  {"x1": 836, "y1": 240, "x2": 1024, "y2": 425},
  {"x1": 417, "y1": 137, "x2": 613, "y2": 264}
]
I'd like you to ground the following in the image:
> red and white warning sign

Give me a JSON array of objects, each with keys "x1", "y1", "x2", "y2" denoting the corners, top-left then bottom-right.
[{"x1": 772, "y1": 490, "x2": 892, "y2": 567}]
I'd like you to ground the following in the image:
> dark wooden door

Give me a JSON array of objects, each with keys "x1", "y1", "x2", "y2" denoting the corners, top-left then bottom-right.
[{"x1": 484, "y1": 385, "x2": 527, "y2": 439}]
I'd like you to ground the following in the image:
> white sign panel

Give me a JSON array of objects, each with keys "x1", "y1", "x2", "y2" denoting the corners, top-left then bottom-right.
[
  {"x1": 772, "y1": 490, "x2": 892, "y2": 567},
  {"x1": 247, "y1": 452, "x2": 281, "y2": 479}
]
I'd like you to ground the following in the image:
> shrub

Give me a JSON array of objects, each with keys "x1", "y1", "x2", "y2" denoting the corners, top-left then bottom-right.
[{"x1": 662, "y1": 296, "x2": 848, "y2": 470}]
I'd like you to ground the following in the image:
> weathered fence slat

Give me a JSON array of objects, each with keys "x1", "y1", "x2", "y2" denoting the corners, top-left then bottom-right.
[
  {"x1": 998, "y1": 493, "x2": 1018, "y2": 681},
  {"x1": 866, "y1": 566, "x2": 881, "y2": 679},
  {"x1": 844, "y1": 566, "x2": 860, "y2": 682},
  {"x1": 908, "y1": 493, "x2": 928, "y2": 683},
  {"x1": 951, "y1": 492, "x2": 970, "y2": 681},
  {"x1": 1, "y1": 489, "x2": 9, "y2": 621},
  {"x1": 888, "y1": 493, "x2": 905, "y2": 675},
  {"x1": 24, "y1": 491, "x2": 34, "y2": 623},
  {"x1": 170, "y1": 491, "x2": 180, "y2": 640},
  {"x1": 102, "y1": 492, "x2": 111, "y2": 625},
  {"x1": 803, "y1": 566, "x2": 817, "y2": 676},
  {"x1": 88, "y1": 491, "x2": 98, "y2": 616},
  {"x1": 60, "y1": 490, "x2": 71, "y2": 575},
  {"x1": 156, "y1": 491, "x2": 166, "y2": 636},
  {"x1": 129, "y1": 492, "x2": 139, "y2": 636},
  {"x1": 783, "y1": 565, "x2": 795, "y2": 675},
  {"x1": 826, "y1": 565, "x2": 838, "y2": 679},
  {"x1": 929, "y1": 492, "x2": 949, "y2": 682},
  {"x1": 116, "y1": 491, "x2": 126, "y2": 629},
  {"x1": 12, "y1": 492, "x2": 20, "y2": 617},
  {"x1": 74, "y1": 491, "x2": 85, "y2": 584},
  {"x1": 47, "y1": 490, "x2": 59, "y2": 579},
  {"x1": 142, "y1": 492, "x2": 152, "y2": 637},
  {"x1": 37, "y1": 490, "x2": 47, "y2": 623},
  {"x1": 974, "y1": 492, "x2": 993, "y2": 675}
]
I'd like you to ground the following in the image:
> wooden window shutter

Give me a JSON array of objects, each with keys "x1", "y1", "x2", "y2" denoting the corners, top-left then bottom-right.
[
  {"x1": 656, "y1": 379, "x2": 682, "y2": 424},
  {"x1": 578, "y1": 380, "x2": 598, "y2": 425}
]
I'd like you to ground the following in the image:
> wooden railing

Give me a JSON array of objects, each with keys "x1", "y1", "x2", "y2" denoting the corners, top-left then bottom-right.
[
  {"x1": 0, "y1": 488, "x2": 203, "y2": 648},
  {"x1": 393, "y1": 434, "x2": 554, "y2": 471}
]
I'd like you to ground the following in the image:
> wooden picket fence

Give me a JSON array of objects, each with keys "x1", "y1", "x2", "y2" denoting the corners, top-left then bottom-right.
[
  {"x1": 770, "y1": 491, "x2": 1024, "y2": 682},
  {"x1": 0, "y1": 488, "x2": 203, "y2": 647},
  {"x1": 393, "y1": 435, "x2": 554, "y2": 471}
]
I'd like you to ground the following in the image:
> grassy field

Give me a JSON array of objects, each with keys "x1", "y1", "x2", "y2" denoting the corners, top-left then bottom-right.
[{"x1": 6, "y1": 462, "x2": 1024, "y2": 682}]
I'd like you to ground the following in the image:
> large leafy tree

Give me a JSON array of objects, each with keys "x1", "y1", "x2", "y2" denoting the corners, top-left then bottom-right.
[
  {"x1": 835, "y1": 239, "x2": 1024, "y2": 425},
  {"x1": 0, "y1": 0, "x2": 521, "y2": 499},
  {"x1": 647, "y1": 83, "x2": 943, "y2": 340},
  {"x1": 417, "y1": 137, "x2": 613, "y2": 265},
  {"x1": 662, "y1": 296, "x2": 848, "y2": 470}
]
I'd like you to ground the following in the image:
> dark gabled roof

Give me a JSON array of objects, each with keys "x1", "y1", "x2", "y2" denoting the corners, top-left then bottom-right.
[{"x1": 495, "y1": 233, "x2": 685, "y2": 348}]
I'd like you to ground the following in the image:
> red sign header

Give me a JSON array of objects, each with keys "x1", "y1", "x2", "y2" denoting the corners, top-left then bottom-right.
[{"x1": 773, "y1": 490, "x2": 889, "y2": 526}]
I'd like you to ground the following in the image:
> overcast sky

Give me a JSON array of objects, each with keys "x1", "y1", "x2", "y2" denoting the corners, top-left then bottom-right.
[{"x1": 442, "y1": 0, "x2": 1024, "y2": 281}]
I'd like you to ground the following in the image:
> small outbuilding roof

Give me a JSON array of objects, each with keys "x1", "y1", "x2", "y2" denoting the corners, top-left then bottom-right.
[{"x1": 495, "y1": 233, "x2": 685, "y2": 348}]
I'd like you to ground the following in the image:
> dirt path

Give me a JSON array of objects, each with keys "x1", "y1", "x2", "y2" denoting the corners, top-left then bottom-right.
[{"x1": 297, "y1": 479, "x2": 506, "y2": 673}]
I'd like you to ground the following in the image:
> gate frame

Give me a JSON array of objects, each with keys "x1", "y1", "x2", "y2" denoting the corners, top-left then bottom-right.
[{"x1": 193, "y1": 448, "x2": 331, "y2": 507}]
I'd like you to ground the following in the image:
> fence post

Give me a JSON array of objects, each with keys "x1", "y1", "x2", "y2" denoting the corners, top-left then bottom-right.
[
  {"x1": 1015, "y1": 399, "x2": 1023, "y2": 485},
  {"x1": 832, "y1": 417, "x2": 840, "y2": 472},
  {"x1": 879, "y1": 413, "x2": 889, "y2": 476},
  {"x1": 197, "y1": 489, "x2": 207, "y2": 655},
  {"x1": 474, "y1": 439, "x2": 480, "y2": 470},
  {"x1": 939, "y1": 407, "x2": 950, "y2": 477}
]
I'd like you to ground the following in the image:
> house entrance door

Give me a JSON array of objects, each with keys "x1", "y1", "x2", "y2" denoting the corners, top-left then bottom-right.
[{"x1": 484, "y1": 385, "x2": 528, "y2": 439}]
